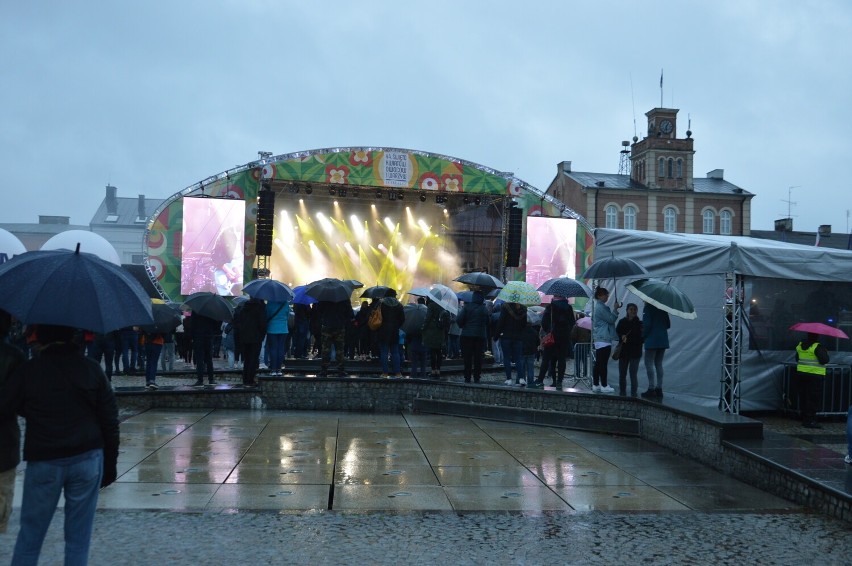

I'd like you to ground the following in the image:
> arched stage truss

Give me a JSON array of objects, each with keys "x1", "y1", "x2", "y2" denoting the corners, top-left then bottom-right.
[{"x1": 143, "y1": 147, "x2": 593, "y2": 302}]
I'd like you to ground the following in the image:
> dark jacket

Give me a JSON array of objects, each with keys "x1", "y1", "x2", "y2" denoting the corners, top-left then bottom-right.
[
  {"x1": 234, "y1": 298, "x2": 268, "y2": 344},
  {"x1": 190, "y1": 313, "x2": 221, "y2": 338},
  {"x1": 642, "y1": 304, "x2": 670, "y2": 349},
  {"x1": 0, "y1": 342, "x2": 26, "y2": 472},
  {"x1": 316, "y1": 300, "x2": 355, "y2": 331},
  {"x1": 521, "y1": 325, "x2": 540, "y2": 356},
  {"x1": 456, "y1": 292, "x2": 490, "y2": 339},
  {"x1": 616, "y1": 315, "x2": 644, "y2": 359},
  {"x1": 495, "y1": 303, "x2": 528, "y2": 341},
  {"x1": 377, "y1": 297, "x2": 405, "y2": 344},
  {"x1": 422, "y1": 300, "x2": 450, "y2": 349},
  {"x1": 0, "y1": 342, "x2": 119, "y2": 486},
  {"x1": 542, "y1": 299, "x2": 576, "y2": 358}
]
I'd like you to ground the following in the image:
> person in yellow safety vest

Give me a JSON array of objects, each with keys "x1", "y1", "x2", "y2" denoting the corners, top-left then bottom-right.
[{"x1": 795, "y1": 332, "x2": 830, "y2": 429}]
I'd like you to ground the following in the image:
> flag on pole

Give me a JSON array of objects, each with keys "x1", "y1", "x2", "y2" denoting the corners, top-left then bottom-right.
[{"x1": 660, "y1": 69, "x2": 663, "y2": 88}]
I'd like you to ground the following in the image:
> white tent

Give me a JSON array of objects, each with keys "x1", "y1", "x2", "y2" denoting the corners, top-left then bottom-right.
[
  {"x1": 41, "y1": 230, "x2": 121, "y2": 266},
  {"x1": 0, "y1": 228, "x2": 26, "y2": 264},
  {"x1": 593, "y1": 229, "x2": 852, "y2": 411}
]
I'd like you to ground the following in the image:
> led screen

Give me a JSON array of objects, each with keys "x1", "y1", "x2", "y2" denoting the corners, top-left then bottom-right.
[
  {"x1": 180, "y1": 197, "x2": 246, "y2": 296},
  {"x1": 525, "y1": 216, "x2": 577, "y2": 298}
]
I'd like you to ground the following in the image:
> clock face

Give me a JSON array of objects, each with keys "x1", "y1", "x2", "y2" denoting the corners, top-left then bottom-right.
[{"x1": 659, "y1": 119, "x2": 673, "y2": 134}]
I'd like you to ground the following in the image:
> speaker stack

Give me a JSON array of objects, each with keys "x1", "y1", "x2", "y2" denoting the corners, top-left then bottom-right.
[
  {"x1": 255, "y1": 185, "x2": 275, "y2": 256},
  {"x1": 505, "y1": 202, "x2": 523, "y2": 267}
]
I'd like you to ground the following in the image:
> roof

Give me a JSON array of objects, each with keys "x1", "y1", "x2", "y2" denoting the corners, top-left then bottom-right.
[
  {"x1": 751, "y1": 229, "x2": 852, "y2": 250},
  {"x1": 594, "y1": 228, "x2": 852, "y2": 282},
  {"x1": 565, "y1": 171, "x2": 751, "y2": 196},
  {"x1": 90, "y1": 196, "x2": 165, "y2": 226}
]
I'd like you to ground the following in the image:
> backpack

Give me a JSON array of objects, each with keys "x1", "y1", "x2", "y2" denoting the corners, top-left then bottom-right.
[{"x1": 368, "y1": 306, "x2": 383, "y2": 330}]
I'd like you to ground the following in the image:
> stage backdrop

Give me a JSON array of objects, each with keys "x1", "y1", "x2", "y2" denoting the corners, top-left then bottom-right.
[{"x1": 144, "y1": 147, "x2": 591, "y2": 302}]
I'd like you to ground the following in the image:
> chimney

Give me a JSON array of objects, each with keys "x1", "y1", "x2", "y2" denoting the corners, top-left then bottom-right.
[
  {"x1": 707, "y1": 169, "x2": 724, "y2": 180},
  {"x1": 106, "y1": 185, "x2": 118, "y2": 214},
  {"x1": 818, "y1": 224, "x2": 832, "y2": 237},
  {"x1": 774, "y1": 218, "x2": 793, "y2": 231},
  {"x1": 560, "y1": 161, "x2": 572, "y2": 174},
  {"x1": 137, "y1": 194, "x2": 146, "y2": 219}
]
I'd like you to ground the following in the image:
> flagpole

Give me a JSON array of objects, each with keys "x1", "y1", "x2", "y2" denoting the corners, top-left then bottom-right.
[{"x1": 660, "y1": 69, "x2": 663, "y2": 107}]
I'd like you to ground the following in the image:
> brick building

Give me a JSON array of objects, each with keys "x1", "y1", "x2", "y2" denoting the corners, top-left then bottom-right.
[{"x1": 546, "y1": 107, "x2": 754, "y2": 235}]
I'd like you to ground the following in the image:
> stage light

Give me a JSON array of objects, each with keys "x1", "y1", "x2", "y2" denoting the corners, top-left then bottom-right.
[
  {"x1": 338, "y1": 187, "x2": 348, "y2": 197},
  {"x1": 397, "y1": 191, "x2": 404, "y2": 200},
  {"x1": 328, "y1": 187, "x2": 336, "y2": 196},
  {"x1": 388, "y1": 190, "x2": 397, "y2": 201},
  {"x1": 419, "y1": 192, "x2": 427, "y2": 202},
  {"x1": 305, "y1": 184, "x2": 313, "y2": 195},
  {"x1": 376, "y1": 189, "x2": 383, "y2": 199},
  {"x1": 463, "y1": 195, "x2": 471, "y2": 205},
  {"x1": 474, "y1": 196, "x2": 482, "y2": 205}
]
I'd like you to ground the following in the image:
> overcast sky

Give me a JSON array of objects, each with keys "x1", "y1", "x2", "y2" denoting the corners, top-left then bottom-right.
[{"x1": 2, "y1": 1, "x2": 850, "y2": 235}]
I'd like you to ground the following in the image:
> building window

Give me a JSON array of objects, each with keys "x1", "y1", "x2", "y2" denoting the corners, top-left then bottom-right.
[
  {"x1": 667, "y1": 158, "x2": 674, "y2": 178},
  {"x1": 658, "y1": 157, "x2": 665, "y2": 177},
  {"x1": 623, "y1": 206, "x2": 637, "y2": 230},
  {"x1": 676, "y1": 159, "x2": 683, "y2": 178},
  {"x1": 663, "y1": 207, "x2": 677, "y2": 233},
  {"x1": 720, "y1": 210, "x2": 732, "y2": 235},
  {"x1": 703, "y1": 210, "x2": 715, "y2": 234},
  {"x1": 605, "y1": 205, "x2": 618, "y2": 228}
]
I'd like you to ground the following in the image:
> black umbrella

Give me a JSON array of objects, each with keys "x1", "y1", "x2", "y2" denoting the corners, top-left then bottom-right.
[
  {"x1": 141, "y1": 300, "x2": 183, "y2": 333},
  {"x1": 537, "y1": 277, "x2": 593, "y2": 298},
  {"x1": 0, "y1": 247, "x2": 154, "y2": 333},
  {"x1": 454, "y1": 271, "x2": 504, "y2": 289},
  {"x1": 582, "y1": 253, "x2": 649, "y2": 280},
  {"x1": 401, "y1": 303, "x2": 427, "y2": 335},
  {"x1": 305, "y1": 278, "x2": 355, "y2": 302},
  {"x1": 361, "y1": 285, "x2": 393, "y2": 299},
  {"x1": 182, "y1": 292, "x2": 234, "y2": 322}
]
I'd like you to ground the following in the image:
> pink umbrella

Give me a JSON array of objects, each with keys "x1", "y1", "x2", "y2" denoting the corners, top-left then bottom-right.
[
  {"x1": 576, "y1": 316, "x2": 592, "y2": 330},
  {"x1": 789, "y1": 322, "x2": 849, "y2": 339}
]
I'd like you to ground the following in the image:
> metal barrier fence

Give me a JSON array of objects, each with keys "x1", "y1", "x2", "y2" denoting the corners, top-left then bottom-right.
[
  {"x1": 573, "y1": 342, "x2": 593, "y2": 389},
  {"x1": 782, "y1": 362, "x2": 852, "y2": 416}
]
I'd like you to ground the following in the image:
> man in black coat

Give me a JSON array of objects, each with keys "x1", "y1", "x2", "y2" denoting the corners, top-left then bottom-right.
[
  {"x1": 190, "y1": 312, "x2": 221, "y2": 386},
  {"x1": 234, "y1": 297, "x2": 267, "y2": 386},
  {"x1": 0, "y1": 310, "x2": 25, "y2": 534},
  {"x1": 315, "y1": 299, "x2": 355, "y2": 376}
]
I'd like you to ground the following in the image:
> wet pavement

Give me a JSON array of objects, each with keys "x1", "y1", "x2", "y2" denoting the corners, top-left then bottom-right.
[{"x1": 2, "y1": 361, "x2": 851, "y2": 564}]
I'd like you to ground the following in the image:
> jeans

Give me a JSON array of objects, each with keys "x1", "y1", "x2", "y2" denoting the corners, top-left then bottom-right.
[
  {"x1": 144, "y1": 342, "x2": 162, "y2": 385},
  {"x1": 408, "y1": 338, "x2": 427, "y2": 379},
  {"x1": 380, "y1": 342, "x2": 402, "y2": 374},
  {"x1": 522, "y1": 354, "x2": 536, "y2": 383},
  {"x1": 500, "y1": 338, "x2": 524, "y2": 383},
  {"x1": 593, "y1": 345, "x2": 611, "y2": 387},
  {"x1": 644, "y1": 348, "x2": 666, "y2": 390},
  {"x1": 267, "y1": 333, "x2": 286, "y2": 371},
  {"x1": 13, "y1": 449, "x2": 103, "y2": 566},
  {"x1": 619, "y1": 356, "x2": 641, "y2": 396},
  {"x1": 120, "y1": 330, "x2": 137, "y2": 373},
  {"x1": 491, "y1": 338, "x2": 503, "y2": 364},
  {"x1": 160, "y1": 342, "x2": 175, "y2": 372},
  {"x1": 87, "y1": 338, "x2": 114, "y2": 381},
  {"x1": 193, "y1": 335, "x2": 215, "y2": 382},
  {"x1": 460, "y1": 336, "x2": 486, "y2": 382},
  {"x1": 447, "y1": 334, "x2": 460, "y2": 358}
]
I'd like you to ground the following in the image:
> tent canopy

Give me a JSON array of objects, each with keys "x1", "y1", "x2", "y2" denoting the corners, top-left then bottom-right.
[{"x1": 594, "y1": 229, "x2": 852, "y2": 282}]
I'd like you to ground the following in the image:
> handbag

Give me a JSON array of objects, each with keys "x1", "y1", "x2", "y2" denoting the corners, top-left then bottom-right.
[
  {"x1": 540, "y1": 307, "x2": 555, "y2": 349},
  {"x1": 612, "y1": 340, "x2": 624, "y2": 360}
]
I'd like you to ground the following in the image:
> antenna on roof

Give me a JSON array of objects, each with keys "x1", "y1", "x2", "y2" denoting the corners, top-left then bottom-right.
[{"x1": 629, "y1": 73, "x2": 637, "y2": 138}]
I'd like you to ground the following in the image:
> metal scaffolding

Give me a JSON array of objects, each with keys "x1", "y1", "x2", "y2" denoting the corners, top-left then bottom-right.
[{"x1": 720, "y1": 272, "x2": 744, "y2": 413}]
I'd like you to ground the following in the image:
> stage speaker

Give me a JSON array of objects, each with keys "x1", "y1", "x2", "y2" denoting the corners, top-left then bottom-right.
[
  {"x1": 505, "y1": 204, "x2": 523, "y2": 267},
  {"x1": 256, "y1": 188, "x2": 275, "y2": 256}
]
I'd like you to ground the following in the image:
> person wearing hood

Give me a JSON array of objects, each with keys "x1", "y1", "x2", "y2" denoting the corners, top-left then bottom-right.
[
  {"x1": 495, "y1": 302, "x2": 528, "y2": 386},
  {"x1": 421, "y1": 297, "x2": 450, "y2": 379},
  {"x1": 456, "y1": 289, "x2": 490, "y2": 383},
  {"x1": 376, "y1": 289, "x2": 405, "y2": 378}
]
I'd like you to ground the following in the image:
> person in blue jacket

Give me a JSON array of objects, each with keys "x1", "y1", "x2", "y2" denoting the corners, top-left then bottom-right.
[
  {"x1": 266, "y1": 300, "x2": 290, "y2": 377},
  {"x1": 641, "y1": 303, "x2": 670, "y2": 399}
]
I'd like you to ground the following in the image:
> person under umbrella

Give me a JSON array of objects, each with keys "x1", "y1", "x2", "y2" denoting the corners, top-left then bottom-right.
[
  {"x1": 421, "y1": 297, "x2": 451, "y2": 379},
  {"x1": 376, "y1": 289, "x2": 405, "y2": 378},
  {"x1": 793, "y1": 331, "x2": 830, "y2": 429},
  {"x1": 232, "y1": 297, "x2": 267, "y2": 386},
  {"x1": 0, "y1": 309, "x2": 26, "y2": 536},
  {"x1": 456, "y1": 288, "x2": 490, "y2": 383},
  {"x1": 403, "y1": 299, "x2": 428, "y2": 379},
  {"x1": 189, "y1": 311, "x2": 220, "y2": 387},
  {"x1": 591, "y1": 286, "x2": 619, "y2": 394},
  {"x1": 616, "y1": 303, "x2": 644, "y2": 397},
  {"x1": 0, "y1": 324, "x2": 119, "y2": 565},
  {"x1": 530, "y1": 296, "x2": 575, "y2": 389},
  {"x1": 314, "y1": 298, "x2": 355, "y2": 377},
  {"x1": 494, "y1": 301, "x2": 528, "y2": 386},
  {"x1": 640, "y1": 303, "x2": 670, "y2": 399}
]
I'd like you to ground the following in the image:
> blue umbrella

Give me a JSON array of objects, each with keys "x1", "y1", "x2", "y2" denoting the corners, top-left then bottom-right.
[
  {"x1": 292, "y1": 285, "x2": 317, "y2": 305},
  {"x1": 456, "y1": 290, "x2": 475, "y2": 303},
  {"x1": 537, "y1": 277, "x2": 593, "y2": 298},
  {"x1": 0, "y1": 247, "x2": 153, "y2": 333},
  {"x1": 243, "y1": 278, "x2": 295, "y2": 302}
]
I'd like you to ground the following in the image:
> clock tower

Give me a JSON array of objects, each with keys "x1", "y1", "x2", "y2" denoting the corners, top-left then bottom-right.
[{"x1": 630, "y1": 108, "x2": 694, "y2": 190}]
